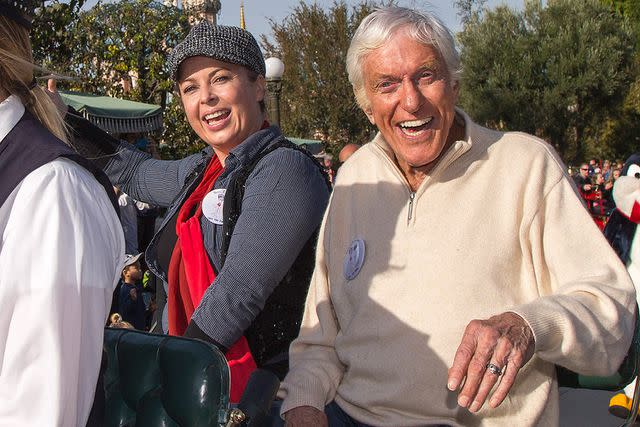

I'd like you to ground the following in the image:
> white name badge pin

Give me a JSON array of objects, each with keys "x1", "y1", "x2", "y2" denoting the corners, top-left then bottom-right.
[
  {"x1": 343, "y1": 238, "x2": 365, "y2": 281},
  {"x1": 202, "y1": 188, "x2": 226, "y2": 225}
]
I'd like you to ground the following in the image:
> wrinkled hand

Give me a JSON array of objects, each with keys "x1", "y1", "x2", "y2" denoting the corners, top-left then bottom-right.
[
  {"x1": 284, "y1": 406, "x2": 328, "y2": 427},
  {"x1": 45, "y1": 79, "x2": 68, "y2": 116},
  {"x1": 129, "y1": 288, "x2": 138, "y2": 300},
  {"x1": 447, "y1": 312, "x2": 534, "y2": 413}
]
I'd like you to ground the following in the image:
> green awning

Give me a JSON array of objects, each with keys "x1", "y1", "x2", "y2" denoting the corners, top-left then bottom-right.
[{"x1": 59, "y1": 91, "x2": 163, "y2": 134}]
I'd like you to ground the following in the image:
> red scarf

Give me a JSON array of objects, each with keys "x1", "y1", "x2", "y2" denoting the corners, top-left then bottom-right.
[{"x1": 167, "y1": 155, "x2": 256, "y2": 402}]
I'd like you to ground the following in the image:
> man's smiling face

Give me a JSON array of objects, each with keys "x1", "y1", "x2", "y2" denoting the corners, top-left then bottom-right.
[{"x1": 361, "y1": 29, "x2": 459, "y2": 175}]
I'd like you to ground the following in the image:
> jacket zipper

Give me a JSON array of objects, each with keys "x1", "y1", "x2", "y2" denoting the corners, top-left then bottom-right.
[
  {"x1": 408, "y1": 192, "x2": 415, "y2": 223},
  {"x1": 371, "y1": 138, "x2": 471, "y2": 225}
]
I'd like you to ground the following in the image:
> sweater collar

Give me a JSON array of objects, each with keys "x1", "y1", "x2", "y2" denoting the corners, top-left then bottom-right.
[{"x1": 371, "y1": 107, "x2": 473, "y2": 178}]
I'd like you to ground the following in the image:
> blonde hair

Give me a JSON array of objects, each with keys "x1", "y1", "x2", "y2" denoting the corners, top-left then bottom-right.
[
  {"x1": 109, "y1": 313, "x2": 135, "y2": 329},
  {"x1": 110, "y1": 321, "x2": 135, "y2": 330},
  {"x1": 0, "y1": 16, "x2": 69, "y2": 144}
]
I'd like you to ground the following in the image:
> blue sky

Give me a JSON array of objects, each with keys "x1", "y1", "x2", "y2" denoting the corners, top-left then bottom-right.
[{"x1": 80, "y1": 0, "x2": 529, "y2": 40}]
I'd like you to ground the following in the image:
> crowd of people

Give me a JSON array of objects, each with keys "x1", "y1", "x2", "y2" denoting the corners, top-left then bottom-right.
[
  {"x1": 571, "y1": 159, "x2": 625, "y2": 229},
  {"x1": 2, "y1": 1, "x2": 639, "y2": 426}
]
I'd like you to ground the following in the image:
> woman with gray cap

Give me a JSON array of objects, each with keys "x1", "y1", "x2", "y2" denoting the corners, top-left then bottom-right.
[
  {"x1": 0, "y1": 0, "x2": 124, "y2": 424},
  {"x1": 58, "y1": 21, "x2": 330, "y2": 402}
]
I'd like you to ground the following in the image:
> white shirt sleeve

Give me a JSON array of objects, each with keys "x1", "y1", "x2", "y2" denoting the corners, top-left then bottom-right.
[{"x1": 0, "y1": 158, "x2": 125, "y2": 426}]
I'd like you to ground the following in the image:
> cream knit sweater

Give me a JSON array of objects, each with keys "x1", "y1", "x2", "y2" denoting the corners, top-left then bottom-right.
[{"x1": 280, "y1": 111, "x2": 636, "y2": 426}]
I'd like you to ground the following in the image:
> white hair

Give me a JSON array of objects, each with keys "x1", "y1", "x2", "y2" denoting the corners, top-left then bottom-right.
[{"x1": 346, "y1": 7, "x2": 462, "y2": 110}]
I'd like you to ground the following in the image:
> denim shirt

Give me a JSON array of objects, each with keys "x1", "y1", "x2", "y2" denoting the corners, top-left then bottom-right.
[
  {"x1": 105, "y1": 126, "x2": 330, "y2": 348},
  {"x1": 204, "y1": 126, "x2": 296, "y2": 273}
]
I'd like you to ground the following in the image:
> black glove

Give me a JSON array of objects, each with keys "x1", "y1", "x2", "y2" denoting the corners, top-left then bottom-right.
[{"x1": 184, "y1": 320, "x2": 228, "y2": 353}]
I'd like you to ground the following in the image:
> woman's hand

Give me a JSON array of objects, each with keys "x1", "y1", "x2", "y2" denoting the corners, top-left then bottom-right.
[{"x1": 447, "y1": 312, "x2": 535, "y2": 413}]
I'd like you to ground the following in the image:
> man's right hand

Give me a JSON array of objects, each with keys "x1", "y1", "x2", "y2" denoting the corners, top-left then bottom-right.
[
  {"x1": 284, "y1": 406, "x2": 328, "y2": 427},
  {"x1": 129, "y1": 288, "x2": 137, "y2": 300}
]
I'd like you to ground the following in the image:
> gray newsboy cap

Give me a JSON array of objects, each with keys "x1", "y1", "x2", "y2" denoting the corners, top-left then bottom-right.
[{"x1": 168, "y1": 22, "x2": 265, "y2": 80}]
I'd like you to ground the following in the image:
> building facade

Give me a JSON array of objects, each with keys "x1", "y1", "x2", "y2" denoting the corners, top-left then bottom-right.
[{"x1": 165, "y1": 0, "x2": 221, "y2": 25}]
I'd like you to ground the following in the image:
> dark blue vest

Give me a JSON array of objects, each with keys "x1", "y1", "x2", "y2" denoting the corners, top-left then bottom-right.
[{"x1": 0, "y1": 110, "x2": 117, "y2": 210}]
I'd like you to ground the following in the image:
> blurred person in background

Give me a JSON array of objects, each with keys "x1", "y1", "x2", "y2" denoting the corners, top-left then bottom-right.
[
  {"x1": 588, "y1": 158, "x2": 598, "y2": 176},
  {"x1": 319, "y1": 153, "x2": 335, "y2": 184},
  {"x1": 603, "y1": 159, "x2": 612, "y2": 180},
  {"x1": 108, "y1": 313, "x2": 134, "y2": 330},
  {"x1": 114, "y1": 186, "x2": 139, "y2": 254},
  {"x1": 613, "y1": 167, "x2": 622, "y2": 183},
  {"x1": 594, "y1": 172, "x2": 613, "y2": 206},
  {"x1": 573, "y1": 162, "x2": 592, "y2": 193},
  {"x1": 338, "y1": 143, "x2": 361, "y2": 164},
  {"x1": 118, "y1": 253, "x2": 146, "y2": 330}
]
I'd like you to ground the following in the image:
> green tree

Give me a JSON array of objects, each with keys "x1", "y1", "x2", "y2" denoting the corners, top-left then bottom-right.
[
  {"x1": 458, "y1": 5, "x2": 543, "y2": 136},
  {"x1": 458, "y1": 0, "x2": 635, "y2": 162},
  {"x1": 597, "y1": 0, "x2": 640, "y2": 159},
  {"x1": 67, "y1": 0, "x2": 190, "y2": 104},
  {"x1": 454, "y1": 0, "x2": 487, "y2": 25},
  {"x1": 161, "y1": 94, "x2": 204, "y2": 159},
  {"x1": 602, "y1": 0, "x2": 640, "y2": 38},
  {"x1": 32, "y1": 0, "x2": 87, "y2": 73},
  {"x1": 262, "y1": 1, "x2": 381, "y2": 155},
  {"x1": 33, "y1": 0, "x2": 201, "y2": 158}
]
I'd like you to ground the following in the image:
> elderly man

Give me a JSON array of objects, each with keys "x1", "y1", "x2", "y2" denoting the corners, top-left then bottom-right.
[{"x1": 280, "y1": 6, "x2": 636, "y2": 427}]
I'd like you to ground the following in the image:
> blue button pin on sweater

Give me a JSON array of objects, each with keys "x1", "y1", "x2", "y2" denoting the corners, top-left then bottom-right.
[{"x1": 344, "y1": 239, "x2": 365, "y2": 280}]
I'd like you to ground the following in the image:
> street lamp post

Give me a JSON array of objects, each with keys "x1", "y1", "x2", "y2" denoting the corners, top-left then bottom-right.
[{"x1": 265, "y1": 57, "x2": 285, "y2": 128}]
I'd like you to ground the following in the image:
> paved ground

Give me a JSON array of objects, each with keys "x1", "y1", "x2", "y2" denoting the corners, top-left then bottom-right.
[{"x1": 559, "y1": 387, "x2": 634, "y2": 426}]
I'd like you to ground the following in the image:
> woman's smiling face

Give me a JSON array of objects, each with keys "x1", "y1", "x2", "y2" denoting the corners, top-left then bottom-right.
[{"x1": 178, "y1": 56, "x2": 265, "y2": 156}]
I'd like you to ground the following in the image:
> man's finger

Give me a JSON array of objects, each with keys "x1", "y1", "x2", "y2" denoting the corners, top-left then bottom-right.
[
  {"x1": 447, "y1": 328, "x2": 478, "y2": 391},
  {"x1": 47, "y1": 78, "x2": 57, "y2": 92},
  {"x1": 456, "y1": 346, "x2": 494, "y2": 408},
  {"x1": 468, "y1": 338, "x2": 511, "y2": 412},
  {"x1": 468, "y1": 364, "x2": 501, "y2": 412},
  {"x1": 488, "y1": 358, "x2": 519, "y2": 408},
  {"x1": 456, "y1": 323, "x2": 501, "y2": 407}
]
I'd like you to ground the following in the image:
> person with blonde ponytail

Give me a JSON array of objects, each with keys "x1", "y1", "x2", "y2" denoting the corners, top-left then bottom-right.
[{"x1": 0, "y1": 2, "x2": 125, "y2": 425}]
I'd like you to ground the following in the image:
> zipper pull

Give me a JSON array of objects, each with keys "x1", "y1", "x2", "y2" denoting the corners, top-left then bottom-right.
[{"x1": 408, "y1": 192, "x2": 415, "y2": 223}]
